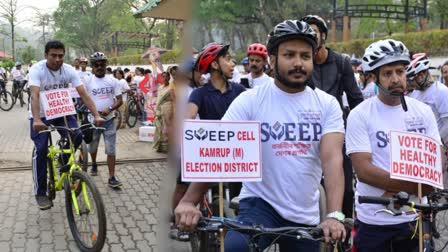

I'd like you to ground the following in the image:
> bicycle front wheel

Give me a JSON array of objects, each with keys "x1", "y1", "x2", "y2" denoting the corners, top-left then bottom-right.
[
  {"x1": 64, "y1": 171, "x2": 106, "y2": 252},
  {"x1": 0, "y1": 90, "x2": 14, "y2": 111},
  {"x1": 126, "y1": 100, "x2": 138, "y2": 128},
  {"x1": 18, "y1": 90, "x2": 24, "y2": 107},
  {"x1": 74, "y1": 140, "x2": 89, "y2": 172}
]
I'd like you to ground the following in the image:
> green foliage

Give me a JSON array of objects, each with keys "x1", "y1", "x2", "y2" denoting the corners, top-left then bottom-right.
[
  {"x1": 1, "y1": 59, "x2": 14, "y2": 71},
  {"x1": 18, "y1": 46, "x2": 38, "y2": 64},
  {"x1": 108, "y1": 49, "x2": 183, "y2": 65},
  {"x1": 331, "y1": 29, "x2": 448, "y2": 57}
]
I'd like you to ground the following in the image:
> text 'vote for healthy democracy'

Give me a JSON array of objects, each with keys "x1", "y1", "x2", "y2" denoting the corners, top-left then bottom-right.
[
  {"x1": 390, "y1": 130, "x2": 444, "y2": 189},
  {"x1": 40, "y1": 89, "x2": 76, "y2": 120},
  {"x1": 181, "y1": 120, "x2": 262, "y2": 182}
]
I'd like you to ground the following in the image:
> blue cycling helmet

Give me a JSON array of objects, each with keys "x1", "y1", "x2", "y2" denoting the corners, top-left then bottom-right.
[{"x1": 241, "y1": 57, "x2": 249, "y2": 65}]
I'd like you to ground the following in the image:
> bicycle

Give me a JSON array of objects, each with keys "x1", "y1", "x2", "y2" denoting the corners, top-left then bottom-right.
[
  {"x1": 226, "y1": 185, "x2": 353, "y2": 252},
  {"x1": 126, "y1": 85, "x2": 145, "y2": 128},
  {"x1": 12, "y1": 79, "x2": 27, "y2": 108},
  {"x1": 36, "y1": 123, "x2": 107, "y2": 252},
  {"x1": 0, "y1": 79, "x2": 14, "y2": 111},
  {"x1": 194, "y1": 216, "x2": 354, "y2": 252},
  {"x1": 358, "y1": 190, "x2": 448, "y2": 252},
  {"x1": 190, "y1": 185, "x2": 236, "y2": 251}
]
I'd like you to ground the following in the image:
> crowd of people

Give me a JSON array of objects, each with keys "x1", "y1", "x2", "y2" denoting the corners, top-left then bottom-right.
[
  {"x1": 23, "y1": 12, "x2": 448, "y2": 252},
  {"x1": 168, "y1": 16, "x2": 448, "y2": 252}
]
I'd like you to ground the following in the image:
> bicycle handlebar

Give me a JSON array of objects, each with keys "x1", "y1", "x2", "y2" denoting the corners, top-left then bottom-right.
[
  {"x1": 38, "y1": 123, "x2": 105, "y2": 134},
  {"x1": 358, "y1": 192, "x2": 448, "y2": 213},
  {"x1": 197, "y1": 217, "x2": 353, "y2": 241}
]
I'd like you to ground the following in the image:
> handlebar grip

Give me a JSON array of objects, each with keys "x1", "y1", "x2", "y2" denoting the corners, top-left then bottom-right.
[{"x1": 358, "y1": 196, "x2": 390, "y2": 205}]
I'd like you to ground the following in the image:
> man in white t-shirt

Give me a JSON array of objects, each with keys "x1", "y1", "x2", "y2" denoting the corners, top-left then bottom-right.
[
  {"x1": 240, "y1": 43, "x2": 273, "y2": 88},
  {"x1": 29, "y1": 41, "x2": 103, "y2": 210},
  {"x1": 85, "y1": 52, "x2": 123, "y2": 188},
  {"x1": 406, "y1": 53, "x2": 448, "y2": 145},
  {"x1": 175, "y1": 20, "x2": 346, "y2": 251},
  {"x1": 11, "y1": 62, "x2": 26, "y2": 97},
  {"x1": 78, "y1": 57, "x2": 92, "y2": 83},
  {"x1": 346, "y1": 39, "x2": 441, "y2": 252}
]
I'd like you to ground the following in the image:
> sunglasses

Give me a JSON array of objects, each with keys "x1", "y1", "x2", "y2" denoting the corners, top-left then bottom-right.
[
  {"x1": 407, "y1": 76, "x2": 415, "y2": 82},
  {"x1": 93, "y1": 63, "x2": 107, "y2": 68}
]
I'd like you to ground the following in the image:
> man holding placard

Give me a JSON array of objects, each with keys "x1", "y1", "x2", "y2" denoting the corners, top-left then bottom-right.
[
  {"x1": 29, "y1": 40, "x2": 103, "y2": 210},
  {"x1": 346, "y1": 39, "x2": 442, "y2": 251},
  {"x1": 176, "y1": 20, "x2": 346, "y2": 251}
]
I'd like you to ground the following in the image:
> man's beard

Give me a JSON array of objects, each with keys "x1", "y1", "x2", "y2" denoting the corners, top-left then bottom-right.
[{"x1": 275, "y1": 66, "x2": 309, "y2": 90}]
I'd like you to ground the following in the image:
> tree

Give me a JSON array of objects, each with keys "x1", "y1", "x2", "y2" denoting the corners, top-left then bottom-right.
[
  {"x1": 0, "y1": 0, "x2": 31, "y2": 60},
  {"x1": 34, "y1": 11, "x2": 53, "y2": 44},
  {"x1": 18, "y1": 45, "x2": 37, "y2": 64}
]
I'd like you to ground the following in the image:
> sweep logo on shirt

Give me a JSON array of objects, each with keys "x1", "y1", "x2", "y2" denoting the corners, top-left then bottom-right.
[
  {"x1": 91, "y1": 87, "x2": 114, "y2": 99},
  {"x1": 43, "y1": 82, "x2": 70, "y2": 91},
  {"x1": 376, "y1": 116, "x2": 427, "y2": 148}
]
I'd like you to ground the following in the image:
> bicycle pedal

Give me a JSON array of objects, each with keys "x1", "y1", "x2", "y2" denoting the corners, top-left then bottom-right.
[{"x1": 59, "y1": 164, "x2": 71, "y2": 174}]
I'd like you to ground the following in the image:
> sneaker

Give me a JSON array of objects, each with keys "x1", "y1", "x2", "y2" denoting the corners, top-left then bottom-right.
[
  {"x1": 35, "y1": 195, "x2": 52, "y2": 210},
  {"x1": 91, "y1": 163, "x2": 98, "y2": 176},
  {"x1": 108, "y1": 176, "x2": 122, "y2": 188}
]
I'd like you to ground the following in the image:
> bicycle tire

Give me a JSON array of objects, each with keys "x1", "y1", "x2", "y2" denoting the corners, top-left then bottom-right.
[
  {"x1": 75, "y1": 140, "x2": 89, "y2": 172},
  {"x1": 47, "y1": 155, "x2": 56, "y2": 201},
  {"x1": 190, "y1": 232, "x2": 200, "y2": 252},
  {"x1": 18, "y1": 90, "x2": 24, "y2": 107},
  {"x1": 64, "y1": 171, "x2": 106, "y2": 252},
  {"x1": 114, "y1": 110, "x2": 122, "y2": 130},
  {"x1": 126, "y1": 100, "x2": 138, "y2": 128},
  {"x1": 0, "y1": 90, "x2": 14, "y2": 111}
]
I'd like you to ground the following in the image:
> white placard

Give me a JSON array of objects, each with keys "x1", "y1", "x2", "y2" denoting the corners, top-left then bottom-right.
[
  {"x1": 390, "y1": 130, "x2": 443, "y2": 189},
  {"x1": 40, "y1": 89, "x2": 76, "y2": 120},
  {"x1": 181, "y1": 120, "x2": 262, "y2": 182}
]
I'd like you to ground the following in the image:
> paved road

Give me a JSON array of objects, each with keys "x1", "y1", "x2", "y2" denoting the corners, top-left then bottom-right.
[{"x1": 0, "y1": 162, "x2": 192, "y2": 252}]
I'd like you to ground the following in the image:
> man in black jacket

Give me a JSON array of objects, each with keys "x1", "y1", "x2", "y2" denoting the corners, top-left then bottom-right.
[{"x1": 302, "y1": 15, "x2": 363, "y2": 220}]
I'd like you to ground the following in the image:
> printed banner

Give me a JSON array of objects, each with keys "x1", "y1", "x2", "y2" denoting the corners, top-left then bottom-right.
[
  {"x1": 390, "y1": 130, "x2": 443, "y2": 189},
  {"x1": 182, "y1": 120, "x2": 262, "y2": 182}
]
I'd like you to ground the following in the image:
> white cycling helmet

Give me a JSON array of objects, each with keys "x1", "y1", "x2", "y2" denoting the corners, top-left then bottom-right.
[
  {"x1": 405, "y1": 53, "x2": 430, "y2": 77},
  {"x1": 361, "y1": 39, "x2": 410, "y2": 72}
]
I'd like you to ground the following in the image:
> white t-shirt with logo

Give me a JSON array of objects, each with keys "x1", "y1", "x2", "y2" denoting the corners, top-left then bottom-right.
[
  {"x1": 29, "y1": 60, "x2": 82, "y2": 118},
  {"x1": 241, "y1": 73, "x2": 273, "y2": 88},
  {"x1": 117, "y1": 79, "x2": 130, "y2": 102},
  {"x1": 346, "y1": 96, "x2": 440, "y2": 225},
  {"x1": 361, "y1": 82, "x2": 377, "y2": 100},
  {"x1": 222, "y1": 80, "x2": 344, "y2": 225},
  {"x1": 408, "y1": 81, "x2": 448, "y2": 131},
  {"x1": 11, "y1": 68, "x2": 25, "y2": 81},
  {"x1": 84, "y1": 75, "x2": 121, "y2": 120}
]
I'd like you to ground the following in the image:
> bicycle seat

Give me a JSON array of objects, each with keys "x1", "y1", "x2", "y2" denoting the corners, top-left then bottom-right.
[{"x1": 230, "y1": 197, "x2": 240, "y2": 210}]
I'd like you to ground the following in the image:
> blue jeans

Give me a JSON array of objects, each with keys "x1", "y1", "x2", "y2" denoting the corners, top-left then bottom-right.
[
  {"x1": 224, "y1": 197, "x2": 320, "y2": 252},
  {"x1": 30, "y1": 115, "x2": 82, "y2": 196},
  {"x1": 354, "y1": 219, "x2": 418, "y2": 252}
]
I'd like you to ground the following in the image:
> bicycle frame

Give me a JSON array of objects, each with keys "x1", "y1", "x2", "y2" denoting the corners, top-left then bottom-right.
[{"x1": 47, "y1": 133, "x2": 91, "y2": 216}]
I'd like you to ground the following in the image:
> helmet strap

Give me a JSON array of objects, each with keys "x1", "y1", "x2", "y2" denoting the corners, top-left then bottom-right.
[
  {"x1": 374, "y1": 71, "x2": 408, "y2": 112},
  {"x1": 415, "y1": 71, "x2": 432, "y2": 91}
]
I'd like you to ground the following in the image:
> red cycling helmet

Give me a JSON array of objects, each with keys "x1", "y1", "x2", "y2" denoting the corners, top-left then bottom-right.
[
  {"x1": 247, "y1": 43, "x2": 267, "y2": 58},
  {"x1": 195, "y1": 43, "x2": 230, "y2": 74}
]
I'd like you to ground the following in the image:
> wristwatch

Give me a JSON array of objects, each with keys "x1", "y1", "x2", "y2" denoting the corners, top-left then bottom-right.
[
  {"x1": 326, "y1": 211, "x2": 345, "y2": 221},
  {"x1": 108, "y1": 106, "x2": 113, "y2": 111}
]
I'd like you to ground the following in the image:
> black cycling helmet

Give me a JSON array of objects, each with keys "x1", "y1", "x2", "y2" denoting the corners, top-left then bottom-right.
[
  {"x1": 89, "y1": 52, "x2": 107, "y2": 66},
  {"x1": 301, "y1": 15, "x2": 328, "y2": 37},
  {"x1": 266, "y1": 20, "x2": 317, "y2": 55}
]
